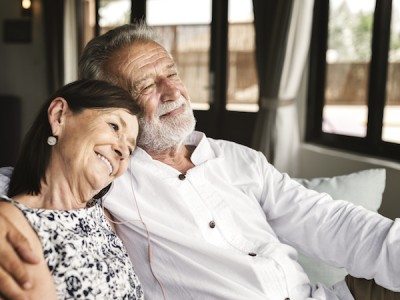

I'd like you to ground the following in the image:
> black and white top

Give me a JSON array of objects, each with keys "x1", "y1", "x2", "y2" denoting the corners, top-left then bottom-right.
[{"x1": 1, "y1": 196, "x2": 144, "y2": 299}]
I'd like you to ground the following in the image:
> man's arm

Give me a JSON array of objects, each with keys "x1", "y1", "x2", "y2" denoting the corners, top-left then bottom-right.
[
  {"x1": 257, "y1": 159, "x2": 400, "y2": 291},
  {"x1": 0, "y1": 211, "x2": 40, "y2": 299}
]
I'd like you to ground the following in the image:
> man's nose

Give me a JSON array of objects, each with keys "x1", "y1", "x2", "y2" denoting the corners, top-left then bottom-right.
[{"x1": 158, "y1": 77, "x2": 181, "y2": 102}]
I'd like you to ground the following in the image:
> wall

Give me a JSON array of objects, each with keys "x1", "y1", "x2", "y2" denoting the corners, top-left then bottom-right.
[{"x1": 0, "y1": 0, "x2": 47, "y2": 139}]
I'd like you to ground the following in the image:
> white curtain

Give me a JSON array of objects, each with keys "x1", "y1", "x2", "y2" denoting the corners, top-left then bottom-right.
[
  {"x1": 64, "y1": 0, "x2": 79, "y2": 84},
  {"x1": 254, "y1": 0, "x2": 314, "y2": 175}
]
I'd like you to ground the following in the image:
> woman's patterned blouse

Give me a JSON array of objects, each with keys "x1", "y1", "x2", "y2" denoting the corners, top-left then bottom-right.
[{"x1": 1, "y1": 197, "x2": 144, "y2": 299}]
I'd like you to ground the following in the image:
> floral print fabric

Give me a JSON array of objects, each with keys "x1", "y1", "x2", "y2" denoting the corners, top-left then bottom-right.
[{"x1": 4, "y1": 198, "x2": 143, "y2": 299}]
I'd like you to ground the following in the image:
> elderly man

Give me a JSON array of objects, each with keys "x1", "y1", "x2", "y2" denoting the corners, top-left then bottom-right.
[{"x1": 1, "y1": 23, "x2": 400, "y2": 300}]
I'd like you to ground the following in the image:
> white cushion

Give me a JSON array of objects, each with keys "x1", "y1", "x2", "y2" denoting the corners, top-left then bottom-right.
[
  {"x1": 294, "y1": 168, "x2": 386, "y2": 286},
  {"x1": 0, "y1": 166, "x2": 12, "y2": 195}
]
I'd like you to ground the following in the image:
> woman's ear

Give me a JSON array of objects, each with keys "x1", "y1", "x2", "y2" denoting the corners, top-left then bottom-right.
[{"x1": 48, "y1": 97, "x2": 69, "y2": 136}]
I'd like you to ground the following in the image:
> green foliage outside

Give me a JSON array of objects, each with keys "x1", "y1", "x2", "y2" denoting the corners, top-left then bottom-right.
[{"x1": 329, "y1": 1, "x2": 400, "y2": 62}]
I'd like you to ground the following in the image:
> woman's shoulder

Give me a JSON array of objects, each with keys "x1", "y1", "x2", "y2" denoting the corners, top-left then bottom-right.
[
  {"x1": 0, "y1": 197, "x2": 24, "y2": 219},
  {"x1": 0, "y1": 197, "x2": 40, "y2": 242}
]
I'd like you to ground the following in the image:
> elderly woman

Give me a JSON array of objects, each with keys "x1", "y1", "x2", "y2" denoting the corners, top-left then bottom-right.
[{"x1": 0, "y1": 79, "x2": 143, "y2": 299}]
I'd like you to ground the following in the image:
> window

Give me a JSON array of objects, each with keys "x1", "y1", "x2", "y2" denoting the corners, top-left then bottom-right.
[
  {"x1": 98, "y1": 0, "x2": 131, "y2": 35},
  {"x1": 307, "y1": 0, "x2": 400, "y2": 162},
  {"x1": 78, "y1": 0, "x2": 132, "y2": 54},
  {"x1": 147, "y1": 0, "x2": 212, "y2": 110},
  {"x1": 79, "y1": 0, "x2": 96, "y2": 52},
  {"x1": 226, "y1": 0, "x2": 258, "y2": 112}
]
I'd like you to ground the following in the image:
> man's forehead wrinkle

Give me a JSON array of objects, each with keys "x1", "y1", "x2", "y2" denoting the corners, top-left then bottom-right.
[
  {"x1": 138, "y1": 48, "x2": 170, "y2": 69},
  {"x1": 110, "y1": 44, "x2": 176, "y2": 96},
  {"x1": 107, "y1": 49, "x2": 133, "y2": 81},
  {"x1": 121, "y1": 58, "x2": 137, "y2": 80},
  {"x1": 134, "y1": 53, "x2": 174, "y2": 84}
]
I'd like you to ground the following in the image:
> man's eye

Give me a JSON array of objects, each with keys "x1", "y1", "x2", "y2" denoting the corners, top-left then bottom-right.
[
  {"x1": 141, "y1": 84, "x2": 155, "y2": 94},
  {"x1": 109, "y1": 123, "x2": 119, "y2": 131}
]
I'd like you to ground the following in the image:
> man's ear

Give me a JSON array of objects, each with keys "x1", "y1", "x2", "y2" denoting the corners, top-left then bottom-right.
[{"x1": 47, "y1": 97, "x2": 69, "y2": 136}]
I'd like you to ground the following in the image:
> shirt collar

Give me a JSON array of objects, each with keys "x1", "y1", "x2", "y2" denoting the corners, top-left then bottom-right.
[
  {"x1": 133, "y1": 131, "x2": 222, "y2": 166},
  {"x1": 185, "y1": 131, "x2": 222, "y2": 165}
]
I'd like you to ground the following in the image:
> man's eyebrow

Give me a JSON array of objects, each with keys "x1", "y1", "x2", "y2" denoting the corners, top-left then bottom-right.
[
  {"x1": 133, "y1": 75, "x2": 152, "y2": 87},
  {"x1": 166, "y1": 63, "x2": 177, "y2": 71}
]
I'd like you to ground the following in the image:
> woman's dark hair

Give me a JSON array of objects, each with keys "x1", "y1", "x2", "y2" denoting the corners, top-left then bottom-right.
[{"x1": 8, "y1": 79, "x2": 141, "y2": 200}]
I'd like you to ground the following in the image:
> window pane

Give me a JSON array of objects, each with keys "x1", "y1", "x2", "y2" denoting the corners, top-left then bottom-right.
[
  {"x1": 323, "y1": 0, "x2": 375, "y2": 137},
  {"x1": 147, "y1": 0, "x2": 212, "y2": 110},
  {"x1": 98, "y1": 0, "x2": 131, "y2": 34},
  {"x1": 226, "y1": 0, "x2": 258, "y2": 112},
  {"x1": 383, "y1": 0, "x2": 400, "y2": 144}
]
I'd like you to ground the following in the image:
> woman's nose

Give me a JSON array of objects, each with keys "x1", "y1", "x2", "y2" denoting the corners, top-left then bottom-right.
[{"x1": 113, "y1": 143, "x2": 129, "y2": 160}]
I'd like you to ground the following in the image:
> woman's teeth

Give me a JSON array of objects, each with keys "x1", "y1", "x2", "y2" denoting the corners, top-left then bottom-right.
[{"x1": 96, "y1": 153, "x2": 113, "y2": 175}]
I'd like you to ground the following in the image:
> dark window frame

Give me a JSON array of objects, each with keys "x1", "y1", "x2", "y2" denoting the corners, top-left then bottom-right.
[{"x1": 306, "y1": 0, "x2": 400, "y2": 162}]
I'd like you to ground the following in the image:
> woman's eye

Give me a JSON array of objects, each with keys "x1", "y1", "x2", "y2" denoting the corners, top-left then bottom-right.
[{"x1": 109, "y1": 123, "x2": 119, "y2": 131}]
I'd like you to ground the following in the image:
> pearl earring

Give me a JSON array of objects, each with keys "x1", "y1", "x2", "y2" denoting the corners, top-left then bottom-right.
[{"x1": 47, "y1": 136, "x2": 57, "y2": 146}]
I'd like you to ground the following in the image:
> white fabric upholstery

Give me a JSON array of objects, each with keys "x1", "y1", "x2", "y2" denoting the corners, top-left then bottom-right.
[{"x1": 0, "y1": 166, "x2": 12, "y2": 195}]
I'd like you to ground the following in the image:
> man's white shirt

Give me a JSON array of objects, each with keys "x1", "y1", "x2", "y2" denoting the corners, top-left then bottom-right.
[{"x1": 104, "y1": 131, "x2": 400, "y2": 300}]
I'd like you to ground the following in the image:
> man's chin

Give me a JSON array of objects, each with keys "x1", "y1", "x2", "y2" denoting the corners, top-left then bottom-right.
[
  {"x1": 138, "y1": 129, "x2": 194, "y2": 153},
  {"x1": 138, "y1": 113, "x2": 196, "y2": 152}
]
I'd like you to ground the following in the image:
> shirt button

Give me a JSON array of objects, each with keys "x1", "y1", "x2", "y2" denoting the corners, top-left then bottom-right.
[
  {"x1": 248, "y1": 252, "x2": 257, "y2": 257},
  {"x1": 209, "y1": 221, "x2": 216, "y2": 228},
  {"x1": 178, "y1": 174, "x2": 186, "y2": 180}
]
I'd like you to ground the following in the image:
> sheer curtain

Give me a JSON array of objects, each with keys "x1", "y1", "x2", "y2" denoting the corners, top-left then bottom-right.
[
  {"x1": 252, "y1": 0, "x2": 314, "y2": 175},
  {"x1": 64, "y1": 0, "x2": 79, "y2": 84}
]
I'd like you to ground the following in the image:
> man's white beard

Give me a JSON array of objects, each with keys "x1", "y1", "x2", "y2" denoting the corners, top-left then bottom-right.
[{"x1": 137, "y1": 96, "x2": 196, "y2": 153}]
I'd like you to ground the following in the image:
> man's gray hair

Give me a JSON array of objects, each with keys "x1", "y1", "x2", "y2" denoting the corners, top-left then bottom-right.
[{"x1": 78, "y1": 22, "x2": 157, "y2": 89}]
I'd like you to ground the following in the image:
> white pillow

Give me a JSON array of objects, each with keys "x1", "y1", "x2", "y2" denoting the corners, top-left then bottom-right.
[
  {"x1": 0, "y1": 166, "x2": 13, "y2": 195},
  {"x1": 294, "y1": 168, "x2": 386, "y2": 286}
]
